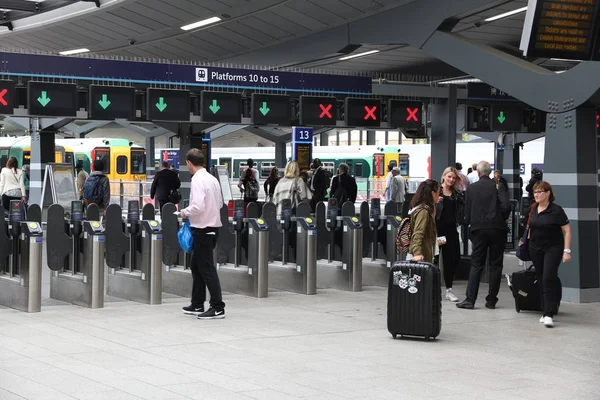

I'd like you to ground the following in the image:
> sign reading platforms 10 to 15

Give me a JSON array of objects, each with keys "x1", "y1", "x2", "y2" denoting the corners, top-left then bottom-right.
[
  {"x1": 299, "y1": 96, "x2": 338, "y2": 126},
  {"x1": 89, "y1": 85, "x2": 136, "y2": 120},
  {"x1": 251, "y1": 93, "x2": 291, "y2": 125},
  {"x1": 201, "y1": 91, "x2": 242, "y2": 123},
  {"x1": 344, "y1": 98, "x2": 381, "y2": 128},
  {"x1": 146, "y1": 88, "x2": 190, "y2": 121},
  {"x1": 28, "y1": 82, "x2": 77, "y2": 117}
]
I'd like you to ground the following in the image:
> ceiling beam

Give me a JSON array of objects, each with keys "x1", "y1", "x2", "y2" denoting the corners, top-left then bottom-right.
[
  {"x1": 0, "y1": 0, "x2": 40, "y2": 12},
  {"x1": 1, "y1": 0, "x2": 80, "y2": 24}
]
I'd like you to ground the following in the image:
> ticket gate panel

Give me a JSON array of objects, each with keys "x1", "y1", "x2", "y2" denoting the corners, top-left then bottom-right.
[
  {"x1": 27, "y1": 204, "x2": 42, "y2": 224},
  {"x1": 142, "y1": 203, "x2": 155, "y2": 220},
  {"x1": 104, "y1": 204, "x2": 129, "y2": 270},
  {"x1": 161, "y1": 203, "x2": 193, "y2": 298},
  {"x1": 86, "y1": 204, "x2": 100, "y2": 222},
  {"x1": 0, "y1": 207, "x2": 11, "y2": 273}
]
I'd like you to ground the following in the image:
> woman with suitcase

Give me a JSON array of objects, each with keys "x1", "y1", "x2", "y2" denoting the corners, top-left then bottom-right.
[{"x1": 528, "y1": 181, "x2": 571, "y2": 328}]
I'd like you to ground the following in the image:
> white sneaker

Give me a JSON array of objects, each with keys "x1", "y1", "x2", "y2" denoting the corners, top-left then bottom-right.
[
  {"x1": 446, "y1": 288, "x2": 459, "y2": 302},
  {"x1": 543, "y1": 316, "x2": 554, "y2": 328},
  {"x1": 539, "y1": 316, "x2": 545, "y2": 324}
]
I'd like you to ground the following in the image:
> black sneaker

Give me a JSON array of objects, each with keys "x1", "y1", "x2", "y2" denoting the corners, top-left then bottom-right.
[
  {"x1": 182, "y1": 305, "x2": 204, "y2": 315},
  {"x1": 456, "y1": 300, "x2": 474, "y2": 309},
  {"x1": 485, "y1": 302, "x2": 496, "y2": 309},
  {"x1": 197, "y1": 307, "x2": 225, "y2": 320}
]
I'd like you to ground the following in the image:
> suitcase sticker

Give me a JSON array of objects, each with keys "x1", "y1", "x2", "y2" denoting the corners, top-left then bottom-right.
[{"x1": 392, "y1": 270, "x2": 420, "y2": 294}]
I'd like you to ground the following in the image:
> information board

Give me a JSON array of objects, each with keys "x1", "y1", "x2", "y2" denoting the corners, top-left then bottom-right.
[
  {"x1": 388, "y1": 100, "x2": 423, "y2": 129},
  {"x1": 89, "y1": 85, "x2": 136, "y2": 120},
  {"x1": 291, "y1": 127, "x2": 313, "y2": 171},
  {"x1": 521, "y1": 0, "x2": 600, "y2": 60},
  {"x1": 299, "y1": 96, "x2": 338, "y2": 126},
  {"x1": 201, "y1": 91, "x2": 242, "y2": 123},
  {"x1": 28, "y1": 82, "x2": 77, "y2": 117},
  {"x1": 344, "y1": 98, "x2": 381, "y2": 128},
  {"x1": 0, "y1": 80, "x2": 14, "y2": 115},
  {"x1": 251, "y1": 94, "x2": 291, "y2": 125},
  {"x1": 146, "y1": 88, "x2": 190, "y2": 121}
]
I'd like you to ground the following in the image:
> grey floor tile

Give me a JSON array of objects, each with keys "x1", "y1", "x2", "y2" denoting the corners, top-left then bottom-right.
[
  {"x1": 0, "y1": 388, "x2": 27, "y2": 400},
  {"x1": 162, "y1": 382, "x2": 253, "y2": 400},
  {"x1": 241, "y1": 389, "x2": 303, "y2": 400}
]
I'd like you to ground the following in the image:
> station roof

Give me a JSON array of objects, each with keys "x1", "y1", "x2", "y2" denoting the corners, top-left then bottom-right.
[{"x1": 0, "y1": 0, "x2": 576, "y2": 79}]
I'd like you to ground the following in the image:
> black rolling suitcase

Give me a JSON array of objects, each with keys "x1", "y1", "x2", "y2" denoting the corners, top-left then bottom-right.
[
  {"x1": 506, "y1": 266, "x2": 561, "y2": 314},
  {"x1": 387, "y1": 261, "x2": 442, "y2": 341}
]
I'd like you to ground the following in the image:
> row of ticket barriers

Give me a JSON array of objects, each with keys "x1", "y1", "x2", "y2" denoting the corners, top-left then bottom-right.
[{"x1": 0, "y1": 197, "x2": 408, "y2": 313}]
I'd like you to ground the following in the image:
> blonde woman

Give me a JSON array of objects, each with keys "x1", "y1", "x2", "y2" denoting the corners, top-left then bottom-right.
[{"x1": 272, "y1": 161, "x2": 312, "y2": 215}]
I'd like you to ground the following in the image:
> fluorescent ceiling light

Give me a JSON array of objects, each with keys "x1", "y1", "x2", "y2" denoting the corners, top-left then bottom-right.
[
  {"x1": 59, "y1": 48, "x2": 90, "y2": 55},
  {"x1": 438, "y1": 78, "x2": 481, "y2": 85},
  {"x1": 181, "y1": 17, "x2": 221, "y2": 31},
  {"x1": 339, "y1": 50, "x2": 380, "y2": 61},
  {"x1": 484, "y1": 6, "x2": 528, "y2": 22},
  {"x1": 550, "y1": 58, "x2": 582, "y2": 62}
]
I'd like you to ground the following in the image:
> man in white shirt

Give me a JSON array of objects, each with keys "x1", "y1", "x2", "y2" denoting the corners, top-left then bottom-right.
[
  {"x1": 384, "y1": 165, "x2": 393, "y2": 202},
  {"x1": 467, "y1": 163, "x2": 479, "y2": 184},
  {"x1": 180, "y1": 149, "x2": 226, "y2": 320}
]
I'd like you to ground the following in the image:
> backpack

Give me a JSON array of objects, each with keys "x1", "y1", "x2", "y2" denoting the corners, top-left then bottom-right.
[
  {"x1": 83, "y1": 175, "x2": 106, "y2": 205},
  {"x1": 395, "y1": 217, "x2": 412, "y2": 254},
  {"x1": 244, "y1": 178, "x2": 259, "y2": 199}
]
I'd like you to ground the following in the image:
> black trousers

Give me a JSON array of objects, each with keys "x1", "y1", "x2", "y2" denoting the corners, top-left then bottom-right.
[
  {"x1": 435, "y1": 224, "x2": 460, "y2": 289},
  {"x1": 529, "y1": 246, "x2": 562, "y2": 317},
  {"x1": 190, "y1": 227, "x2": 225, "y2": 310},
  {"x1": 158, "y1": 200, "x2": 168, "y2": 215},
  {"x1": 466, "y1": 229, "x2": 506, "y2": 305}
]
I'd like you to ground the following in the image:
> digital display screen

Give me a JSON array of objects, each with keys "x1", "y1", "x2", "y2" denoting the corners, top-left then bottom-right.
[
  {"x1": 201, "y1": 91, "x2": 242, "y2": 123},
  {"x1": 294, "y1": 144, "x2": 312, "y2": 172},
  {"x1": 0, "y1": 80, "x2": 14, "y2": 115},
  {"x1": 388, "y1": 100, "x2": 423, "y2": 129},
  {"x1": 89, "y1": 85, "x2": 136, "y2": 120},
  {"x1": 28, "y1": 82, "x2": 77, "y2": 117},
  {"x1": 525, "y1": 0, "x2": 600, "y2": 60},
  {"x1": 251, "y1": 94, "x2": 291, "y2": 125},
  {"x1": 146, "y1": 88, "x2": 190, "y2": 121},
  {"x1": 299, "y1": 96, "x2": 337, "y2": 126},
  {"x1": 344, "y1": 98, "x2": 381, "y2": 128},
  {"x1": 490, "y1": 105, "x2": 524, "y2": 132}
]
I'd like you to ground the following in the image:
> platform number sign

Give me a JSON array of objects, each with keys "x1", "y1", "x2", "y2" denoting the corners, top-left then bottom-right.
[{"x1": 296, "y1": 129, "x2": 312, "y2": 141}]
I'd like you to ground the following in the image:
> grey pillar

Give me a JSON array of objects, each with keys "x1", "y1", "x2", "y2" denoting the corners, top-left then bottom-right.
[
  {"x1": 274, "y1": 141, "x2": 286, "y2": 169},
  {"x1": 384, "y1": 130, "x2": 389, "y2": 145},
  {"x1": 366, "y1": 130, "x2": 376, "y2": 145},
  {"x1": 430, "y1": 85, "x2": 458, "y2": 182},
  {"x1": 146, "y1": 137, "x2": 155, "y2": 178},
  {"x1": 320, "y1": 132, "x2": 328, "y2": 146},
  {"x1": 359, "y1": 130, "x2": 363, "y2": 145},
  {"x1": 347, "y1": 130, "x2": 351, "y2": 146},
  {"x1": 178, "y1": 124, "x2": 191, "y2": 201},
  {"x1": 544, "y1": 108, "x2": 600, "y2": 303},
  {"x1": 502, "y1": 136, "x2": 521, "y2": 201},
  {"x1": 28, "y1": 119, "x2": 42, "y2": 206},
  {"x1": 335, "y1": 131, "x2": 340, "y2": 146}
]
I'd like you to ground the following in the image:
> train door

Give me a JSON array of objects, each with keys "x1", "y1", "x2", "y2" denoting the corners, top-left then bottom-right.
[
  {"x1": 384, "y1": 153, "x2": 399, "y2": 172},
  {"x1": 372, "y1": 153, "x2": 385, "y2": 177},
  {"x1": 355, "y1": 161, "x2": 364, "y2": 178},
  {"x1": 112, "y1": 146, "x2": 129, "y2": 181},
  {"x1": 399, "y1": 154, "x2": 410, "y2": 179},
  {"x1": 219, "y1": 157, "x2": 232, "y2": 178},
  {"x1": 130, "y1": 148, "x2": 146, "y2": 179},
  {"x1": 91, "y1": 147, "x2": 111, "y2": 176}
]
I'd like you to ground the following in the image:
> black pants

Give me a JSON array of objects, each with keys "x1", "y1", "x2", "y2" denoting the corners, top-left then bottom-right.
[
  {"x1": 158, "y1": 200, "x2": 168, "y2": 215},
  {"x1": 466, "y1": 229, "x2": 506, "y2": 305},
  {"x1": 529, "y1": 246, "x2": 562, "y2": 317},
  {"x1": 190, "y1": 227, "x2": 225, "y2": 310},
  {"x1": 436, "y1": 224, "x2": 460, "y2": 289},
  {"x1": 2, "y1": 194, "x2": 20, "y2": 211}
]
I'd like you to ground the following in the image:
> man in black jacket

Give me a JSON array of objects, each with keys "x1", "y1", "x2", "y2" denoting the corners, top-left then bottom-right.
[
  {"x1": 457, "y1": 161, "x2": 510, "y2": 310},
  {"x1": 330, "y1": 163, "x2": 357, "y2": 204},
  {"x1": 310, "y1": 158, "x2": 328, "y2": 209},
  {"x1": 151, "y1": 161, "x2": 181, "y2": 214}
]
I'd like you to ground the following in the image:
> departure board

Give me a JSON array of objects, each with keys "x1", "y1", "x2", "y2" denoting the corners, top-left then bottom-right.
[
  {"x1": 521, "y1": 0, "x2": 600, "y2": 60},
  {"x1": 295, "y1": 144, "x2": 312, "y2": 172}
]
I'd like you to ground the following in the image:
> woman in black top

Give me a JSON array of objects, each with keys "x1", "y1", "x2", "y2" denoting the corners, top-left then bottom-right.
[
  {"x1": 263, "y1": 167, "x2": 280, "y2": 202},
  {"x1": 435, "y1": 167, "x2": 465, "y2": 302},
  {"x1": 528, "y1": 181, "x2": 571, "y2": 328}
]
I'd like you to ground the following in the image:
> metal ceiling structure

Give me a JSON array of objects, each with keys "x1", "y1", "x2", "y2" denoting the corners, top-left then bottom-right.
[{"x1": 0, "y1": 0, "x2": 576, "y2": 77}]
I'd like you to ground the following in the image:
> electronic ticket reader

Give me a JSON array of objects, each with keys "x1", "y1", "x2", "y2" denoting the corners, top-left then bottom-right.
[
  {"x1": 47, "y1": 201, "x2": 105, "y2": 308},
  {"x1": 0, "y1": 200, "x2": 43, "y2": 312},
  {"x1": 105, "y1": 201, "x2": 162, "y2": 305}
]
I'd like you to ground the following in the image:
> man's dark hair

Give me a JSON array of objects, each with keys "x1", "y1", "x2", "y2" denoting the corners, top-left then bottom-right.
[
  {"x1": 162, "y1": 161, "x2": 169, "y2": 169},
  {"x1": 455, "y1": 162, "x2": 462, "y2": 170},
  {"x1": 247, "y1": 158, "x2": 254, "y2": 168},
  {"x1": 186, "y1": 148, "x2": 205, "y2": 167},
  {"x1": 387, "y1": 165, "x2": 393, "y2": 172},
  {"x1": 93, "y1": 159, "x2": 104, "y2": 172},
  {"x1": 76, "y1": 160, "x2": 84, "y2": 170},
  {"x1": 312, "y1": 158, "x2": 321, "y2": 169}
]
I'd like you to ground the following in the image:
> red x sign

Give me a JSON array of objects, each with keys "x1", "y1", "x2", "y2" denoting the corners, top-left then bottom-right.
[
  {"x1": 364, "y1": 106, "x2": 377, "y2": 120},
  {"x1": 319, "y1": 104, "x2": 333, "y2": 119},
  {"x1": 406, "y1": 107, "x2": 419, "y2": 122},
  {"x1": 0, "y1": 89, "x2": 7, "y2": 106}
]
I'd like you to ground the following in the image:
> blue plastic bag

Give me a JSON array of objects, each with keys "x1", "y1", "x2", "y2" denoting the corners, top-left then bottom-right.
[{"x1": 178, "y1": 220, "x2": 194, "y2": 253}]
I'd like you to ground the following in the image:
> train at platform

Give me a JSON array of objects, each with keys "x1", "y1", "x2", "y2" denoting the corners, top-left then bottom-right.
[{"x1": 0, "y1": 137, "x2": 75, "y2": 170}]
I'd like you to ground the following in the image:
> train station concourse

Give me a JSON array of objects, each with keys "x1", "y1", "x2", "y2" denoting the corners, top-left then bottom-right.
[{"x1": 1, "y1": 0, "x2": 600, "y2": 399}]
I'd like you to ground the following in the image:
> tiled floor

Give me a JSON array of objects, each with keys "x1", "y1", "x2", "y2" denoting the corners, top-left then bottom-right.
[{"x1": 1, "y1": 273, "x2": 599, "y2": 400}]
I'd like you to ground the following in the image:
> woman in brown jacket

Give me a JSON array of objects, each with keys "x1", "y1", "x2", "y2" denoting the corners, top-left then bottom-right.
[{"x1": 409, "y1": 179, "x2": 442, "y2": 263}]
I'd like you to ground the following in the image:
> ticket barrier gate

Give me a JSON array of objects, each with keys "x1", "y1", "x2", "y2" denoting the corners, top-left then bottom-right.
[
  {"x1": 217, "y1": 201, "x2": 269, "y2": 298},
  {"x1": 315, "y1": 199, "x2": 343, "y2": 265},
  {"x1": 316, "y1": 201, "x2": 363, "y2": 292},
  {"x1": 265, "y1": 202, "x2": 317, "y2": 295},
  {"x1": 105, "y1": 201, "x2": 162, "y2": 304},
  {"x1": 0, "y1": 201, "x2": 43, "y2": 312},
  {"x1": 46, "y1": 201, "x2": 105, "y2": 308},
  {"x1": 161, "y1": 202, "x2": 193, "y2": 298},
  {"x1": 362, "y1": 200, "x2": 404, "y2": 287}
]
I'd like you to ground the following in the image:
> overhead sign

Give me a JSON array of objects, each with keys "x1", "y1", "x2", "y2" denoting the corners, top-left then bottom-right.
[
  {"x1": 89, "y1": 85, "x2": 135, "y2": 120},
  {"x1": 490, "y1": 105, "x2": 523, "y2": 132},
  {"x1": 0, "y1": 80, "x2": 14, "y2": 115},
  {"x1": 27, "y1": 82, "x2": 77, "y2": 117},
  {"x1": 345, "y1": 98, "x2": 381, "y2": 127},
  {"x1": 299, "y1": 96, "x2": 337, "y2": 126},
  {"x1": 200, "y1": 91, "x2": 242, "y2": 123},
  {"x1": 388, "y1": 100, "x2": 423, "y2": 129},
  {"x1": 251, "y1": 93, "x2": 291, "y2": 125},
  {"x1": 520, "y1": 0, "x2": 600, "y2": 60},
  {"x1": 146, "y1": 88, "x2": 190, "y2": 121},
  {"x1": 467, "y1": 83, "x2": 516, "y2": 100},
  {"x1": 291, "y1": 127, "x2": 313, "y2": 171}
]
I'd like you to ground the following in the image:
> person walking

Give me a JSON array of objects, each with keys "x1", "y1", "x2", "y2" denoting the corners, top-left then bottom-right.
[
  {"x1": 436, "y1": 167, "x2": 465, "y2": 302},
  {"x1": 151, "y1": 161, "x2": 181, "y2": 214},
  {"x1": 20, "y1": 164, "x2": 30, "y2": 202},
  {"x1": 263, "y1": 167, "x2": 280, "y2": 202},
  {"x1": 455, "y1": 162, "x2": 469, "y2": 191},
  {"x1": 527, "y1": 181, "x2": 571, "y2": 328},
  {"x1": 180, "y1": 148, "x2": 226, "y2": 320},
  {"x1": 457, "y1": 161, "x2": 510, "y2": 310},
  {"x1": 238, "y1": 167, "x2": 259, "y2": 207},
  {"x1": 0, "y1": 157, "x2": 26, "y2": 210},
  {"x1": 330, "y1": 163, "x2": 357, "y2": 205},
  {"x1": 83, "y1": 160, "x2": 111, "y2": 210},
  {"x1": 271, "y1": 161, "x2": 312, "y2": 215},
  {"x1": 390, "y1": 167, "x2": 406, "y2": 211},
  {"x1": 408, "y1": 179, "x2": 442, "y2": 264},
  {"x1": 467, "y1": 163, "x2": 479, "y2": 184},
  {"x1": 310, "y1": 158, "x2": 328, "y2": 209},
  {"x1": 76, "y1": 161, "x2": 89, "y2": 200}
]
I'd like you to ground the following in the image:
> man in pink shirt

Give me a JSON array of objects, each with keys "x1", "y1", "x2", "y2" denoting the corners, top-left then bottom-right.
[{"x1": 180, "y1": 149, "x2": 225, "y2": 319}]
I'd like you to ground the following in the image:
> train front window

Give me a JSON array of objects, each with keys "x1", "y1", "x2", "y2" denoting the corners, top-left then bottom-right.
[
  {"x1": 93, "y1": 148, "x2": 110, "y2": 173},
  {"x1": 131, "y1": 151, "x2": 146, "y2": 174},
  {"x1": 355, "y1": 162, "x2": 363, "y2": 177},
  {"x1": 65, "y1": 152, "x2": 74, "y2": 166},
  {"x1": 117, "y1": 156, "x2": 128, "y2": 175}
]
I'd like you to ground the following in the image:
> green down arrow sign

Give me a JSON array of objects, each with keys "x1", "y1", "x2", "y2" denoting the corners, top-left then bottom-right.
[
  {"x1": 98, "y1": 94, "x2": 111, "y2": 110},
  {"x1": 259, "y1": 102, "x2": 270, "y2": 116},
  {"x1": 497, "y1": 111, "x2": 506, "y2": 124},
  {"x1": 209, "y1": 99, "x2": 220, "y2": 114},
  {"x1": 37, "y1": 91, "x2": 51, "y2": 107},
  {"x1": 156, "y1": 97, "x2": 168, "y2": 112}
]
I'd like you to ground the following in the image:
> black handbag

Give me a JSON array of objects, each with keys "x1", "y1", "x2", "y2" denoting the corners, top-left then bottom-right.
[
  {"x1": 516, "y1": 227, "x2": 531, "y2": 261},
  {"x1": 169, "y1": 189, "x2": 182, "y2": 204}
]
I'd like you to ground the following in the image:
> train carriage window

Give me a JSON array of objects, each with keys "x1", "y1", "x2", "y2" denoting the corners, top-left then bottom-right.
[
  {"x1": 239, "y1": 162, "x2": 248, "y2": 179},
  {"x1": 131, "y1": 150, "x2": 146, "y2": 174},
  {"x1": 355, "y1": 162, "x2": 363, "y2": 178},
  {"x1": 92, "y1": 148, "x2": 110, "y2": 173},
  {"x1": 260, "y1": 162, "x2": 274, "y2": 178},
  {"x1": 116, "y1": 156, "x2": 128, "y2": 174}
]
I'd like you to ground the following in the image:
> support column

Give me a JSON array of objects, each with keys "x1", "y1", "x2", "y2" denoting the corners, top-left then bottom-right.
[
  {"x1": 320, "y1": 132, "x2": 328, "y2": 146},
  {"x1": 28, "y1": 119, "x2": 42, "y2": 206},
  {"x1": 178, "y1": 124, "x2": 191, "y2": 201},
  {"x1": 366, "y1": 130, "x2": 376, "y2": 145},
  {"x1": 544, "y1": 108, "x2": 600, "y2": 303},
  {"x1": 501, "y1": 136, "x2": 521, "y2": 201},
  {"x1": 430, "y1": 85, "x2": 458, "y2": 182},
  {"x1": 335, "y1": 131, "x2": 340, "y2": 146},
  {"x1": 274, "y1": 141, "x2": 286, "y2": 169},
  {"x1": 146, "y1": 137, "x2": 155, "y2": 178},
  {"x1": 347, "y1": 130, "x2": 351, "y2": 146},
  {"x1": 359, "y1": 130, "x2": 363, "y2": 145}
]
